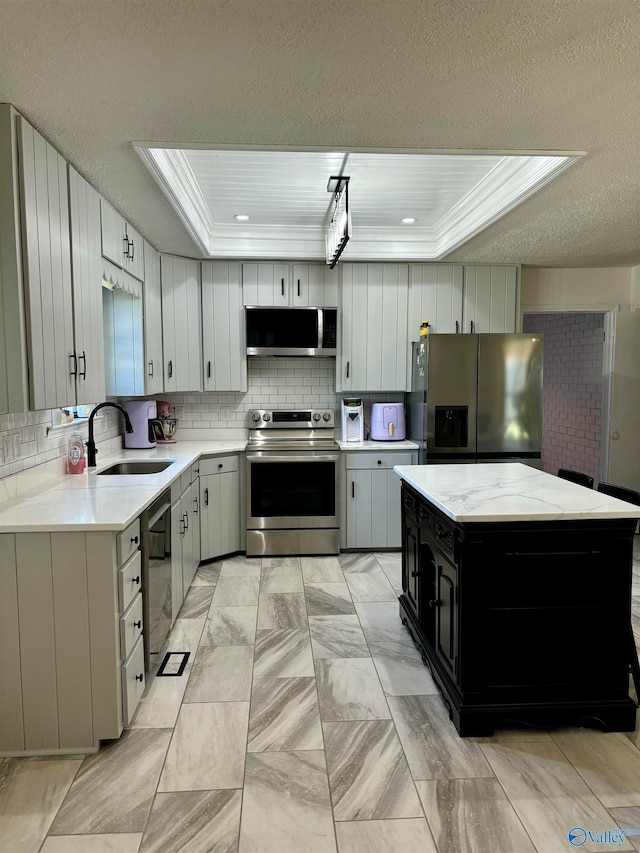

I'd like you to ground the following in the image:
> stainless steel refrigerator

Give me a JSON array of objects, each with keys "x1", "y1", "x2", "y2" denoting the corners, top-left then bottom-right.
[{"x1": 407, "y1": 333, "x2": 543, "y2": 465}]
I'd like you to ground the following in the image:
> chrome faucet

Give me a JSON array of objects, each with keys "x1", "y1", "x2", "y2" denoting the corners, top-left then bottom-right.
[{"x1": 86, "y1": 402, "x2": 134, "y2": 467}]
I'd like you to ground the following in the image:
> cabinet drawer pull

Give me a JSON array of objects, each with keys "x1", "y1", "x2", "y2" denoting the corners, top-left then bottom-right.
[
  {"x1": 135, "y1": 673, "x2": 143, "y2": 682},
  {"x1": 131, "y1": 535, "x2": 139, "y2": 545},
  {"x1": 78, "y1": 350, "x2": 87, "y2": 379},
  {"x1": 69, "y1": 352, "x2": 78, "y2": 377},
  {"x1": 429, "y1": 599, "x2": 441, "y2": 608},
  {"x1": 132, "y1": 576, "x2": 140, "y2": 585},
  {"x1": 204, "y1": 487, "x2": 209, "y2": 506},
  {"x1": 377, "y1": 460, "x2": 382, "y2": 465},
  {"x1": 133, "y1": 620, "x2": 142, "y2": 629},
  {"x1": 218, "y1": 463, "x2": 223, "y2": 469}
]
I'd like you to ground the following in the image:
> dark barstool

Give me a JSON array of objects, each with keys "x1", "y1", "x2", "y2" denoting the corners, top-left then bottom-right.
[
  {"x1": 557, "y1": 468, "x2": 594, "y2": 489},
  {"x1": 597, "y1": 481, "x2": 640, "y2": 700}
]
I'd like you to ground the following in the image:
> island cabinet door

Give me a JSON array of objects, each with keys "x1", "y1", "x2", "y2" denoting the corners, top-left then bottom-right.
[
  {"x1": 402, "y1": 510, "x2": 420, "y2": 620},
  {"x1": 436, "y1": 556, "x2": 458, "y2": 681}
]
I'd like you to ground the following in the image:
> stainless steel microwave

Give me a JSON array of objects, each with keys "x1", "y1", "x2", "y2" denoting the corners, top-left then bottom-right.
[{"x1": 246, "y1": 307, "x2": 338, "y2": 357}]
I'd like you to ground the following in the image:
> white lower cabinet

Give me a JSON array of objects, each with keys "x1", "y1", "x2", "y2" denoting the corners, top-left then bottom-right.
[
  {"x1": 0, "y1": 523, "x2": 144, "y2": 755},
  {"x1": 171, "y1": 471, "x2": 201, "y2": 618},
  {"x1": 343, "y1": 451, "x2": 416, "y2": 549},
  {"x1": 200, "y1": 455, "x2": 241, "y2": 561}
]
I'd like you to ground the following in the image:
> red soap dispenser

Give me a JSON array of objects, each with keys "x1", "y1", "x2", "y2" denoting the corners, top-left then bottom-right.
[{"x1": 66, "y1": 432, "x2": 86, "y2": 474}]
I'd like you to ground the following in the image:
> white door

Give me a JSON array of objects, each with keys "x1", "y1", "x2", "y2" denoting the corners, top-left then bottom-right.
[
  {"x1": 242, "y1": 262, "x2": 290, "y2": 306},
  {"x1": 462, "y1": 265, "x2": 517, "y2": 333},
  {"x1": 201, "y1": 261, "x2": 247, "y2": 391},
  {"x1": 606, "y1": 311, "x2": 640, "y2": 490},
  {"x1": 142, "y1": 242, "x2": 164, "y2": 396}
]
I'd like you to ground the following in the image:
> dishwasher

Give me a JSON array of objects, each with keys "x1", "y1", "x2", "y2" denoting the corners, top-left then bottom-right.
[{"x1": 141, "y1": 488, "x2": 173, "y2": 672}]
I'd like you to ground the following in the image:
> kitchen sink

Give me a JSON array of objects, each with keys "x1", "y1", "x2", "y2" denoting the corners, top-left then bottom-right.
[{"x1": 97, "y1": 460, "x2": 175, "y2": 475}]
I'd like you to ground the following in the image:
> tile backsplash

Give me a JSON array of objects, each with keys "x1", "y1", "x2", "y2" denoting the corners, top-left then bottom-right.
[{"x1": 0, "y1": 358, "x2": 405, "y2": 491}]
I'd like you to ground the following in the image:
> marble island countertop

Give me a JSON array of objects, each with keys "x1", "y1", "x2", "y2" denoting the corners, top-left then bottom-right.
[
  {"x1": 394, "y1": 462, "x2": 640, "y2": 523},
  {"x1": 0, "y1": 440, "x2": 246, "y2": 532}
]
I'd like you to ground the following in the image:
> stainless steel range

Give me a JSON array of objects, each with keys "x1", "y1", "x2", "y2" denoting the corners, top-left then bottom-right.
[{"x1": 246, "y1": 409, "x2": 340, "y2": 556}]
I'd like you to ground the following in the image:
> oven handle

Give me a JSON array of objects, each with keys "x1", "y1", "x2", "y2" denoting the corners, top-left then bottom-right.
[{"x1": 246, "y1": 452, "x2": 340, "y2": 463}]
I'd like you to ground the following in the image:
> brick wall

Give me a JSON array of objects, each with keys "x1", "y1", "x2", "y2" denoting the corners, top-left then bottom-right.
[{"x1": 523, "y1": 312, "x2": 605, "y2": 481}]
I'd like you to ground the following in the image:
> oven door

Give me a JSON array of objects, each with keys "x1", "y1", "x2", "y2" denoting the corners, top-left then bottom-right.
[{"x1": 246, "y1": 450, "x2": 339, "y2": 530}]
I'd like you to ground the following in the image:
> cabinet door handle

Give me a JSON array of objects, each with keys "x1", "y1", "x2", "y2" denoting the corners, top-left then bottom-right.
[
  {"x1": 470, "y1": 320, "x2": 474, "y2": 333},
  {"x1": 183, "y1": 511, "x2": 189, "y2": 532},
  {"x1": 123, "y1": 234, "x2": 129, "y2": 257},
  {"x1": 218, "y1": 463, "x2": 223, "y2": 469},
  {"x1": 207, "y1": 360, "x2": 211, "y2": 379},
  {"x1": 377, "y1": 460, "x2": 382, "y2": 465},
  {"x1": 148, "y1": 360, "x2": 154, "y2": 377},
  {"x1": 133, "y1": 620, "x2": 142, "y2": 629},
  {"x1": 204, "y1": 487, "x2": 209, "y2": 506},
  {"x1": 297, "y1": 278, "x2": 301, "y2": 297},
  {"x1": 69, "y1": 352, "x2": 78, "y2": 377},
  {"x1": 411, "y1": 569, "x2": 420, "y2": 577},
  {"x1": 351, "y1": 481, "x2": 355, "y2": 498},
  {"x1": 193, "y1": 496, "x2": 198, "y2": 514},
  {"x1": 429, "y1": 599, "x2": 441, "y2": 608},
  {"x1": 135, "y1": 673, "x2": 144, "y2": 682},
  {"x1": 131, "y1": 535, "x2": 139, "y2": 545},
  {"x1": 78, "y1": 350, "x2": 87, "y2": 379},
  {"x1": 168, "y1": 360, "x2": 173, "y2": 378},
  {"x1": 455, "y1": 320, "x2": 459, "y2": 334},
  {"x1": 281, "y1": 277, "x2": 285, "y2": 297},
  {"x1": 180, "y1": 518, "x2": 185, "y2": 536},
  {"x1": 132, "y1": 576, "x2": 140, "y2": 585},
  {"x1": 346, "y1": 361, "x2": 350, "y2": 378},
  {"x1": 129, "y1": 239, "x2": 134, "y2": 261}
]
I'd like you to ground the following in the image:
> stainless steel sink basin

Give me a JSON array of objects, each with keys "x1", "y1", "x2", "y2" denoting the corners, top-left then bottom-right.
[{"x1": 97, "y1": 460, "x2": 175, "y2": 475}]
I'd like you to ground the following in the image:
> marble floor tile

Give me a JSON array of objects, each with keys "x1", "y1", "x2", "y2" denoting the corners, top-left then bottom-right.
[
  {"x1": 339, "y1": 552, "x2": 380, "y2": 574},
  {"x1": 179, "y1": 585, "x2": 215, "y2": 618},
  {"x1": 608, "y1": 806, "x2": 640, "y2": 852},
  {"x1": 248, "y1": 677, "x2": 323, "y2": 752},
  {"x1": 0, "y1": 758, "x2": 82, "y2": 853},
  {"x1": 50, "y1": 729, "x2": 172, "y2": 834},
  {"x1": 211, "y1": 576, "x2": 260, "y2": 607},
  {"x1": 139, "y1": 790, "x2": 242, "y2": 853},
  {"x1": 158, "y1": 702, "x2": 249, "y2": 791},
  {"x1": 304, "y1": 582, "x2": 355, "y2": 616},
  {"x1": 344, "y1": 570, "x2": 398, "y2": 602},
  {"x1": 416, "y1": 778, "x2": 536, "y2": 853},
  {"x1": 41, "y1": 834, "x2": 143, "y2": 852},
  {"x1": 262, "y1": 556, "x2": 301, "y2": 569},
  {"x1": 315, "y1": 658, "x2": 390, "y2": 721},
  {"x1": 219, "y1": 556, "x2": 262, "y2": 577},
  {"x1": 354, "y1": 601, "x2": 407, "y2": 643},
  {"x1": 309, "y1": 614, "x2": 370, "y2": 659},
  {"x1": 323, "y1": 720, "x2": 423, "y2": 821},
  {"x1": 239, "y1": 751, "x2": 336, "y2": 853},
  {"x1": 335, "y1": 818, "x2": 437, "y2": 853},
  {"x1": 481, "y1": 740, "x2": 635, "y2": 853},
  {"x1": 301, "y1": 556, "x2": 345, "y2": 583},
  {"x1": 369, "y1": 638, "x2": 439, "y2": 696},
  {"x1": 184, "y1": 645, "x2": 254, "y2": 702},
  {"x1": 257, "y1": 592, "x2": 308, "y2": 629},
  {"x1": 253, "y1": 628, "x2": 314, "y2": 678},
  {"x1": 260, "y1": 562, "x2": 304, "y2": 593},
  {"x1": 388, "y1": 695, "x2": 493, "y2": 780},
  {"x1": 475, "y1": 728, "x2": 553, "y2": 743},
  {"x1": 200, "y1": 606, "x2": 258, "y2": 646},
  {"x1": 374, "y1": 551, "x2": 403, "y2": 593},
  {"x1": 550, "y1": 728, "x2": 640, "y2": 807},
  {"x1": 190, "y1": 561, "x2": 222, "y2": 586}
]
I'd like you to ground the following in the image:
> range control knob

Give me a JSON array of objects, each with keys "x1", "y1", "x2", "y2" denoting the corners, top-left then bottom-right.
[
  {"x1": 262, "y1": 412, "x2": 271, "y2": 422},
  {"x1": 322, "y1": 411, "x2": 332, "y2": 421},
  {"x1": 312, "y1": 412, "x2": 321, "y2": 422},
  {"x1": 251, "y1": 411, "x2": 261, "y2": 422}
]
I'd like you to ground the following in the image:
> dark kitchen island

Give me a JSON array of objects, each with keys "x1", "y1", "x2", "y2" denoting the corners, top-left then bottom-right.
[{"x1": 394, "y1": 463, "x2": 640, "y2": 737}]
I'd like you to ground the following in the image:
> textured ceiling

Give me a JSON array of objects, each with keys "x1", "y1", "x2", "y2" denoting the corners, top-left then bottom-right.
[{"x1": 0, "y1": 0, "x2": 638, "y2": 267}]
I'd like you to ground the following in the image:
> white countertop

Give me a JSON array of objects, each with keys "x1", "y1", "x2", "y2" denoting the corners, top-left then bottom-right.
[
  {"x1": 0, "y1": 441, "x2": 246, "y2": 533},
  {"x1": 394, "y1": 463, "x2": 640, "y2": 523},
  {"x1": 338, "y1": 439, "x2": 418, "y2": 450}
]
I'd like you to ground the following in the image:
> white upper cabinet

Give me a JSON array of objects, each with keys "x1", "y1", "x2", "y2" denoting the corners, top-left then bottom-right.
[
  {"x1": 462, "y1": 265, "x2": 518, "y2": 333},
  {"x1": 68, "y1": 167, "x2": 105, "y2": 404},
  {"x1": 100, "y1": 199, "x2": 144, "y2": 282},
  {"x1": 142, "y1": 241, "x2": 164, "y2": 396},
  {"x1": 201, "y1": 261, "x2": 247, "y2": 392},
  {"x1": 161, "y1": 255, "x2": 202, "y2": 393},
  {"x1": 339, "y1": 263, "x2": 409, "y2": 392},
  {"x1": 242, "y1": 262, "x2": 338, "y2": 307},
  {"x1": 408, "y1": 264, "x2": 464, "y2": 337}
]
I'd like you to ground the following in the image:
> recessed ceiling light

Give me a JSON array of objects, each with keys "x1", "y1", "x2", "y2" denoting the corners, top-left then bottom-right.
[
  {"x1": 234, "y1": 214, "x2": 250, "y2": 221},
  {"x1": 402, "y1": 217, "x2": 416, "y2": 224}
]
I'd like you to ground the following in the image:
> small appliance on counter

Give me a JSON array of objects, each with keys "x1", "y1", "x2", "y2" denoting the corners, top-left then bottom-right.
[
  {"x1": 151, "y1": 400, "x2": 178, "y2": 444},
  {"x1": 341, "y1": 398, "x2": 364, "y2": 442},
  {"x1": 124, "y1": 400, "x2": 157, "y2": 449},
  {"x1": 371, "y1": 402, "x2": 406, "y2": 441}
]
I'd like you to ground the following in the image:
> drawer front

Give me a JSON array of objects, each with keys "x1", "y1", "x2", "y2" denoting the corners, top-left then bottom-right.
[
  {"x1": 345, "y1": 452, "x2": 413, "y2": 471},
  {"x1": 179, "y1": 470, "x2": 191, "y2": 495},
  {"x1": 117, "y1": 518, "x2": 140, "y2": 566},
  {"x1": 121, "y1": 634, "x2": 145, "y2": 726},
  {"x1": 119, "y1": 592, "x2": 143, "y2": 662},
  {"x1": 190, "y1": 461, "x2": 200, "y2": 483},
  {"x1": 199, "y1": 455, "x2": 239, "y2": 476},
  {"x1": 118, "y1": 550, "x2": 142, "y2": 613}
]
